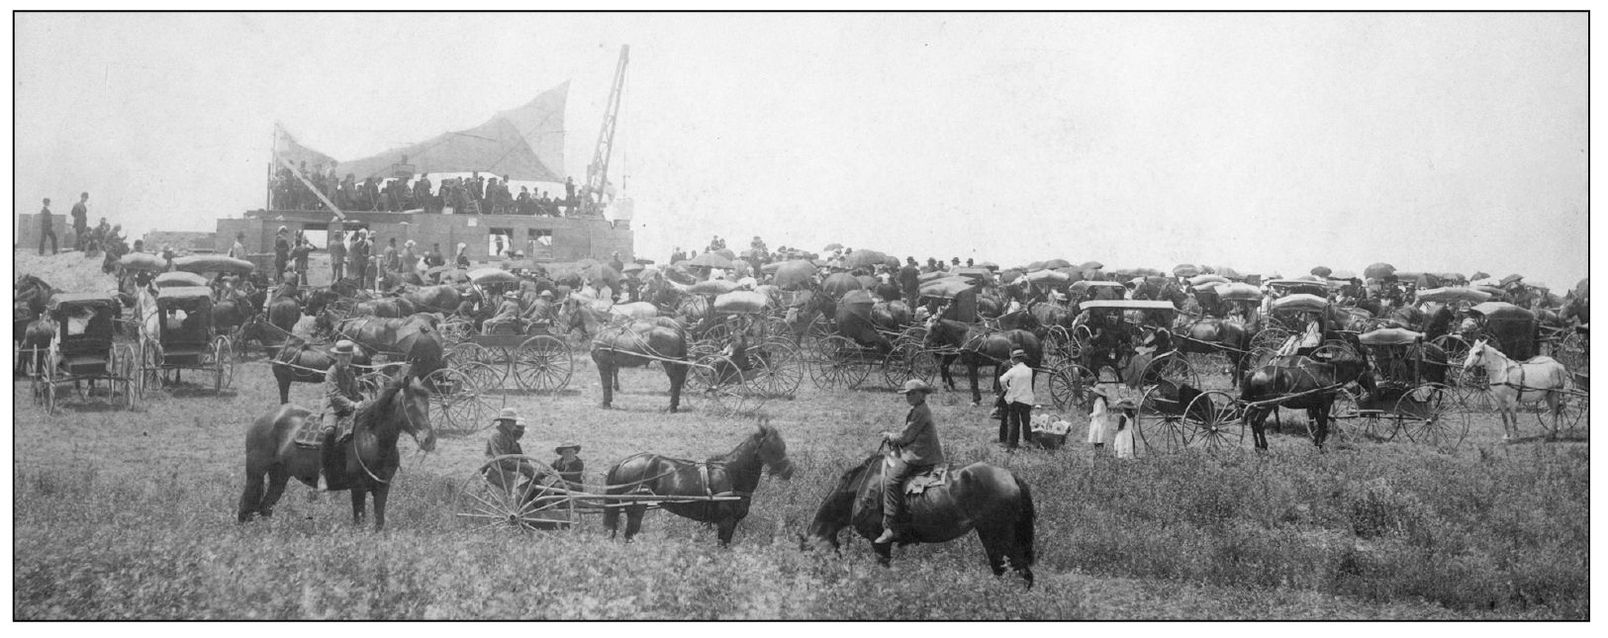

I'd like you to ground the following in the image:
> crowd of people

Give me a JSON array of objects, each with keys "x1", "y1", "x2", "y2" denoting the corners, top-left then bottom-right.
[{"x1": 270, "y1": 162, "x2": 591, "y2": 218}]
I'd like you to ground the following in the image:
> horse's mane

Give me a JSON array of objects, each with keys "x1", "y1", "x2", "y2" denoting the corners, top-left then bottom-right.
[{"x1": 353, "y1": 374, "x2": 409, "y2": 433}]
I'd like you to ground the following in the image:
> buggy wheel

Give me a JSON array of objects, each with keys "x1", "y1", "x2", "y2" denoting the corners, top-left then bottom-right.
[
  {"x1": 810, "y1": 335, "x2": 859, "y2": 390},
  {"x1": 462, "y1": 360, "x2": 506, "y2": 393},
  {"x1": 753, "y1": 341, "x2": 803, "y2": 397},
  {"x1": 1397, "y1": 383, "x2": 1467, "y2": 450},
  {"x1": 457, "y1": 455, "x2": 575, "y2": 531},
  {"x1": 439, "y1": 319, "x2": 475, "y2": 343},
  {"x1": 1048, "y1": 364, "x2": 1097, "y2": 420},
  {"x1": 1534, "y1": 393, "x2": 1588, "y2": 440},
  {"x1": 1135, "y1": 386, "x2": 1186, "y2": 455},
  {"x1": 114, "y1": 344, "x2": 137, "y2": 410},
  {"x1": 1251, "y1": 327, "x2": 1291, "y2": 352},
  {"x1": 690, "y1": 354, "x2": 756, "y2": 416},
  {"x1": 1184, "y1": 391, "x2": 1242, "y2": 452},
  {"x1": 425, "y1": 367, "x2": 496, "y2": 435},
  {"x1": 801, "y1": 315, "x2": 832, "y2": 350},
  {"x1": 512, "y1": 335, "x2": 573, "y2": 393},
  {"x1": 1245, "y1": 347, "x2": 1278, "y2": 372},
  {"x1": 446, "y1": 341, "x2": 493, "y2": 368},
  {"x1": 1431, "y1": 335, "x2": 1472, "y2": 386},
  {"x1": 1142, "y1": 353, "x2": 1197, "y2": 388},
  {"x1": 212, "y1": 337, "x2": 235, "y2": 392},
  {"x1": 881, "y1": 342, "x2": 935, "y2": 389},
  {"x1": 1327, "y1": 389, "x2": 1378, "y2": 442}
]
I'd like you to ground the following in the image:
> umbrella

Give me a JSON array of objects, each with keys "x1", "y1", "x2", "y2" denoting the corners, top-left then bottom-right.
[
  {"x1": 1025, "y1": 270, "x2": 1070, "y2": 284},
  {"x1": 823, "y1": 243, "x2": 844, "y2": 252},
  {"x1": 840, "y1": 289, "x2": 876, "y2": 306},
  {"x1": 1215, "y1": 266, "x2": 1241, "y2": 280},
  {"x1": 919, "y1": 276, "x2": 977, "y2": 300},
  {"x1": 772, "y1": 260, "x2": 818, "y2": 289},
  {"x1": 883, "y1": 256, "x2": 901, "y2": 269},
  {"x1": 822, "y1": 272, "x2": 864, "y2": 297},
  {"x1": 841, "y1": 249, "x2": 888, "y2": 271},
  {"x1": 1470, "y1": 271, "x2": 1490, "y2": 281},
  {"x1": 1079, "y1": 261, "x2": 1104, "y2": 270},
  {"x1": 1218, "y1": 283, "x2": 1263, "y2": 301},
  {"x1": 1173, "y1": 264, "x2": 1201, "y2": 278},
  {"x1": 468, "y1": 268, "x2": 521, "y2": 285},
  {"x1": 1025, "y1": 260, "x2": 1047, "y2": 271},
  {"x1": 975, "y1": 261, "x2": 999, "y2": 270},
  {"x1": 1574, "y1": 278, "x2": 1588, "y2": 300},
  {"x1": 1363, "y1": 262, "x2": 1396, "y2": 280},
  {"x1": 1327, "y1": 269, "x2": 1357, "y2": 280},
  {"x1": 999, "y1": 269, "x2": 1024, "y2": 284},
  {"x1": 1499, "y1": 274, "x2": 1524, "y2": 287},
  {"x1": 712, "y1": 248, "x2": 736, "y2": 260},
  {"x1": 1044, "y1": 258, "x2": 1073, "y2": 269},
  {"x1": 1189, "y1": 274, "x2": 1229, "y2": 287},
  {"x1": 1310, "y1": 266, "x2": 1332, "y2": 278},
  {"x1": 686, "y1": 252, "x2": 734, "y2": 269}
]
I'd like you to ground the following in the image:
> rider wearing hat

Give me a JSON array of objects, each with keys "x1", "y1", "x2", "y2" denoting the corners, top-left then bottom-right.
[
  {"x1": 875, "y1": 379, "x2": 945, "y2": 544},
  {"x1": 997, "y1": 348, "x2": 1035, "y2": 449},
  {"x1": 319, "y1": 340, "x2": 364, "y2": 490},
  {"x1": 485, "y1": 408, "x2": 553, "y2": 484}
]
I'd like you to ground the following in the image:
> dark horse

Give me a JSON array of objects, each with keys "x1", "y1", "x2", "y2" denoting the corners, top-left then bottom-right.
[
  {"x1": 924, "y1": 316, "x2": 1042, "y2": 405},
  {"x1": 1241, "y1": 348, "x2": 1371, "y2": 450},
  {"x1": 802, "y1": 453, "x2": 1036, "y2": 586},
  {"x1": 590, "y1": 317, "x2": 691, "y2": 411},
  {"x1": 1175, "y1": 317, "x2": 1252, "y2": 388},
  {"x1": 331, "y1": 314, "x2": 447, "y2": 380},
  {"x1": 237, "y1": 369, "x2": 435, "y2": 529},
  {"x1": 270, "y1": 340, "x2": 375, "y2": 404},
  {"x1": 603, "y1": 422, "x2": 795, "y2": 545}
]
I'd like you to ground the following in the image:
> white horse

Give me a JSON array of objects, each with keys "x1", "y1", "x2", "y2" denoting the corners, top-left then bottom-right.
[{"x1": 1461, "y1": 338, "x2": 1572, "y2": 441}]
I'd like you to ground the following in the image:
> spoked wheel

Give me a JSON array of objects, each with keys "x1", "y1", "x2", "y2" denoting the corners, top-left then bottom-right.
[
  {"x1": 439, "y1": 319, "x2": 475, "y2": 343},
  {"x1": 801, "y1": 315, "x2": 832, "y2": 351},
  {"x1": 211, "y1": 336, "x2": 235, "y2": 392},
  {"x1": 113, "y1": 344, "x2": 138, "y2": 410},
  {"x1": 810, "y1": 335, "x2": 861, "y2": 390},
  {"x1": 1534, "y1": 393, "x2": 1588, "y2": 440},
  {"x1": 425, "y1": 367, "x2": 497, "y2": 435},
  {"x1": 1395, "y1": 383, "x2": 1467, "y2": 450},
  {"x1": 1245, "y1": 347, "x2": 1278, "y2": 372},
  {"x1": 1431, "y1": 335, "x2": 1472, "y2": 386},
  {"x1": 752, "y1": 341, "x2": 804, "y2": 397},
  {"x1": 1135, "y1": 386, "x2": 1187, "y2": 455},
  {"x1": 1141, "y1": 353, "x2": 1197, "y2": 389},
  {"x1": 512, "y1": 335, "x2": 573, "y2": 393},
  {"x1": 1067, "y1": 325, "x2": 1092, "y2": 362},
  {"x1": 1251, "y1": 327, "x2": 1291, "y2": 352},
  {"x1": 1183, "y1": 391, "x2": 1243, "y2": 452},
  {"x1": 1338, "y1": 390, "x2": 1389, "y2": 442},
  {"x1": 446, "y1": 341, "x2": 493, "y2": 369},
  {"x1": 1048, "y1": 364, "x2": 1097, "y2": 420},
  {"x1": 690, "y1": 354, "x2": 761, "y2": 416},
  {"x1": 461, "y1": 360, "x2": 507, "y2": 393},
  {"x1": 457, "y1": 455, "x2": 576, "y2": 531},
  {"x1": 881, "y1": 342, "x2": 937, "y2": 389}
]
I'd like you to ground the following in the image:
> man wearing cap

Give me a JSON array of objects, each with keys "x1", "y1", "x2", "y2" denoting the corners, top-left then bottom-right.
[
  {"x1": 997, "y1": 348, "x2": 1035, "y2": 449},
  {"x1": 485, "y1": 408, "x2": 554, "y2": 488},
  {"x1": 875, "y1": 379, "x2": 945, "y2": 544},
  {"x1": 319, "y1": 340, "x2": 365, "y2": 490}
]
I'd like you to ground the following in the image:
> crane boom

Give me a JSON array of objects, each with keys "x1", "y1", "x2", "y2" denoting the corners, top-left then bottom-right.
[{"x1": 584, "y1": 45, "x2": 630, "y2": 217}]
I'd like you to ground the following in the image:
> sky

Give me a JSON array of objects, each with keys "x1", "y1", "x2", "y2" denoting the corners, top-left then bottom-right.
[{"x1": 10, "y1": 12, "x2": 1590, "y2": 288}]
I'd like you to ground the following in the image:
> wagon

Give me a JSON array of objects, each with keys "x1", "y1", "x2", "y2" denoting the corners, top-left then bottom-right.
[
  {"x1": 1251, "y1": 279, "x2": 1332, "y2": 351},
  {"x1": 1132, "y1": 382, "x2": 1243, "y2": 455},
  {"x1": 138, "y1": 286, "x2": 234, "y2": 395},
  {"x1": 1328, "y1": 327, "x2": 1472, "y2": 450},
  {"x1": 456, "y1": 455, "x2": 745, "y2": 531},
  {"x1": 1432, "y1": 301, "x2": 1540, "y2": 406},
  {"x1": 29, "y1": 293, "x2": 138, "y2": 413},
  {"x1": 1048, "y1": 300, "x2": 1197, "y2": 418}
]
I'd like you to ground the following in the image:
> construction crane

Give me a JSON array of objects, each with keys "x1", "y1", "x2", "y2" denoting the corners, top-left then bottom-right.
[{"x1": 583, "y1": 45, "x2": 629, "y2": 217}]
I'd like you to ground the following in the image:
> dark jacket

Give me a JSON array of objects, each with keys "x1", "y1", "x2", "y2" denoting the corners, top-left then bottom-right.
[{"x1": 890, "y1": 402, "x2": 944, "y2": 465}]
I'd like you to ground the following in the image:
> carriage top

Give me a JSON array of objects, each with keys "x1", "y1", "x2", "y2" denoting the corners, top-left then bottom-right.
[
  {"x1": 1265, "y1": 279, "x2": 1330, "y2": 297},
  {"x1": 155, "y1": 271, "x2": 210, "y2": 289},
  {"x1": 1415, "y1": 286, "x2": 1492, "y2": 305},
  {"x1": 1079, "y1": 299, "x2": 1178, "y2": 313},
  {"x1": 156, "y1": 286, "x2": 215, "y2": 307},
  {"x1": 1358, "y1": 327, "x2": 1425, "y2": 346},
  {"x1": 1470, "y1": 301, "x2": 1533, "y2": 322},
  {"x1": 172, "y1": 255, "x2": 255, "y2": 275},
  {"x1": 1269, "y1": 293, "x2": 1329, "y2": 313},
  {"x1": 49, "y1": 291, "x2": 119, "y2": 310},
  {"x1": 468, "y1": 268, "x2": 522, "y2": 287},
  {"x1": 1069, "y1": 280, "x2": 1127, "y2": 293}
]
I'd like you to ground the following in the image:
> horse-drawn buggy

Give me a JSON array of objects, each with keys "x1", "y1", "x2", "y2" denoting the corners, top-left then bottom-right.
[
  {"x1": 809, "y1": 288, "x2": 935, "y2": 392},
  {"x1": 1434, "y1": 301, "x2": 1539, "y2": 393},
  {"x1": 1252, "y1": 279, "x2": 1333, "y2": 352},
  {"x1": 28, "y1": 292, "x2": 138, "y2": 413},
  {"x1": 441, "y1": 268, "x2": 575, "y2": 402},
  {"x1": 1044, "y1": 300, "x2": 1196, "y2": 421},
  {"x1": 137, "y1": 285, "x2": 236, "y2": 396},
  {"x1": 1325, "y1": 327, "x2": 1471, "y2": 449}
]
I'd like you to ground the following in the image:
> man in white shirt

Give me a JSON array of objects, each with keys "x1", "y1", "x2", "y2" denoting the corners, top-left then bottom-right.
[{"x1": 997, "y1": 348, "x2": 1035, "y2": 449}]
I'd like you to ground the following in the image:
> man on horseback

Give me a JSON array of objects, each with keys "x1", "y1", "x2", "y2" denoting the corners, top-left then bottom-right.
[
  {"x1": 319, "y1": 340, "x2": 363, "y2": 491},
  {"x1": 875, "y1": 379, "x2": 945, "y2": 544}
]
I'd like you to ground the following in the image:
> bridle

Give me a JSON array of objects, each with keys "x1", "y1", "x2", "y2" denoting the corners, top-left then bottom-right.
[{"x1": 352, "y1": 382, "x2": 429, "y2": 485}]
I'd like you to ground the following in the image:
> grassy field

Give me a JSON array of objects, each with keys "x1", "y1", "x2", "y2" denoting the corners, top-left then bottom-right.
[{"x1": 11, "y1": 251, "x2": 1590, "y2": 620}]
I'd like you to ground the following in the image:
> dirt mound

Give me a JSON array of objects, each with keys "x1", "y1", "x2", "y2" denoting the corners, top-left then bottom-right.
[{"x1": 14, "y1": 249, "x2": 121, "y2": 294}]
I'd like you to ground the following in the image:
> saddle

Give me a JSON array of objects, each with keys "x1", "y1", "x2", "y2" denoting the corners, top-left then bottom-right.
[
  {"x1": 903, "y1": 464, "x2": 951, "y2": 496},
  {"x1": 292, "y1": 412, "x2": 352, "y2": 449}
]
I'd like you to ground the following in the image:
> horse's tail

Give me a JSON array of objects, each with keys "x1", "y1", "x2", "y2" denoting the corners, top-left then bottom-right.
[{"x1": 1013, "y1": 475, "x2": 1035, "y2": 566}]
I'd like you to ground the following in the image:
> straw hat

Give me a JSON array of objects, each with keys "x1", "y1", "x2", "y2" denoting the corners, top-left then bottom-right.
[
  {"x1": 897, "y1": 379, "x2": 934, "y2": 395},
  {"x1": 331, "y1": 340, "x2": 356, "y2": 355},
  {"x1": 495, "y1": 407, "x2": 520, "y2": 423},
  {"x1": 554, "y1": 442, "x2": 581, "y2": 454}
]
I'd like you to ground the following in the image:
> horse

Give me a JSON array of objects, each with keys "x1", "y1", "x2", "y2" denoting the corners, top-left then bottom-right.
[
  {"x1": 330, "y1": 314, "x2": 446, "y2": 380},
  {"x1": 1462, "y1": 339, "x2": 1573, "y2": 440},
  {"x1": 1174, "y1": 317, "x2": 1252, "y2": 388},
  {"x1": 399, "y1": 284, "x2": 468, "y2": 315},
  {"x1": 1240, "y1": 347, "x2": 1370, "y2": 451},
  {"x1": 869, "y1": 300, "x2": 911, "y2": 333},
  {"x1": 563, "y1": 296, "x2": 639, "y2": 341},
  {"x1": 270, "y1": 341, "x2": 376, "y2": 404},
  {"x1": 801, "y1": 453, "x2": 1035, "y2": 586},
  {"x1": 15, "y1": 318, "x2": 54, "y2": 376},
  {"x1": 923, "y1": 316, "x2": 1042, "y2": 405},
  {"x1": 237, "y1": 369, "x2": 435, "y2": 529},
  {"x1": 352, "y1": 297, "x2": 417, "y2": 318},
  {"x1": 603, "y1": 422, "x2": 794, "y2": 545},
  {"x1": 590, "y1": 318, "x2": 691, "y2": 411}
]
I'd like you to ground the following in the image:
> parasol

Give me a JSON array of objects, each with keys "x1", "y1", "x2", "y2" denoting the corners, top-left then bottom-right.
[
  {"x1": 1079, "y1": 260, "x2": 1104, "y2": 270},
  {"x1": 823, "y1": 242, "x2": 844, "y2": 252},
  {"x1": 1024, "y1": 260, "x2": 1047, "y2": 271},
  {"x1": 1363, "y1": 262, "x2": 1396, "y2": 280},
  {"x1": 1309, "y1": 266, "x2": 1332, "y2": 278},
  {"x1": 771, "y1": 260, "x2": 817, "y2": 289},
  {"x1": 686, "y1": 252, "x2": 734, "y2": 269},
  {"x1": 1173, "y1": 264, "x2": 1201, "y2": 277},
  {"x1": 1044, "y1": 258, "x2": 1073, "y2": 269},
  {"x1": 841, "y1": 249, "x2": 889, "y2": 271}
]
